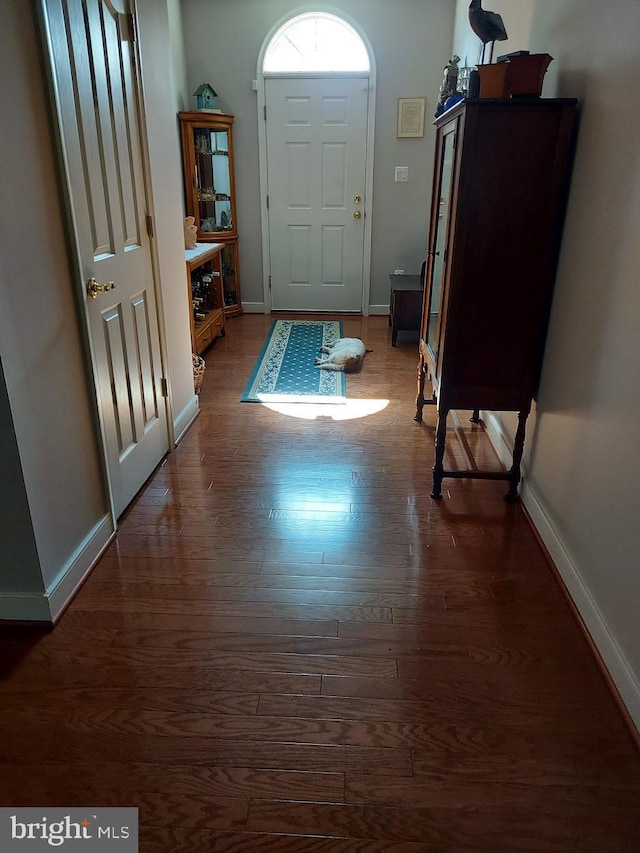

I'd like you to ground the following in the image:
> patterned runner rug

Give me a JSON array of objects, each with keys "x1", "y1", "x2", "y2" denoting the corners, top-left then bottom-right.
[{"x1": 241, "y1": 320, "x2": 346, "y2": 403}]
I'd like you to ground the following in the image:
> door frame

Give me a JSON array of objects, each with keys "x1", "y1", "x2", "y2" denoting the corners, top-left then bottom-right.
[
  {"x1": 36, "y1": 0, "x2": 172, "y2": 522},
  {"x1": 256, "y1": 10, "x2": 376, "y2": 315}
]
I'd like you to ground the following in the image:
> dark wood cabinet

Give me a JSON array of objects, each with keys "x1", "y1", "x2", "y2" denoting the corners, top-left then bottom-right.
[{"x1": 415, "y1": 98, "x2": 577, "y2": 500}]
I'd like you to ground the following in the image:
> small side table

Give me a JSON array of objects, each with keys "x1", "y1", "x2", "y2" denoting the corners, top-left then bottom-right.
[{"x1": 389, "y1": 274, "x2": 423, "y2": 346}]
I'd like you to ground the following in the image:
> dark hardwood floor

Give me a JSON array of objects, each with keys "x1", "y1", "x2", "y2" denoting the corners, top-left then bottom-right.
[{"x1": 1, "y1": 314, "x2": 639, "y2": 851}]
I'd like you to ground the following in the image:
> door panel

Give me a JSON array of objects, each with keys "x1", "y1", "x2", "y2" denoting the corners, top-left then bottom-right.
[
  {"x1": 266, "y1": 77, "x2": 369, "y2": 311},
  {"x1": 322, "y1": 227, "x2": 345, "y2": 284},
  {"x1": 41, "y1": 0, "x2": 169, "y2": 517},
  {"x1": 322, "y1": 143, "x2": 347, "y2": 208}
]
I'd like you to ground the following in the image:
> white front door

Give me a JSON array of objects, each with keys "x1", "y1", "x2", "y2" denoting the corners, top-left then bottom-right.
[
  {"x1": 41, "y1": 0, "x2": 169, "y2": 517},
  {"x1": 265, "y1": 77, "x2": 369, "y2": 312}
]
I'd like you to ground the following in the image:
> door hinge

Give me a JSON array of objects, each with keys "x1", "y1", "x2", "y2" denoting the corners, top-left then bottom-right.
[
  {"x1": 268, "y1": 275, "x2": 272, "y2": 291},
  {"x1": 263, "y1": 105, "x2": 267, "y2": 120},
  {"x1": 146, "y1": 214, "x2": 154, "y2": 238},
  {"x1": 160, "y1": 377, "x2": 168, "y2": 398},
  {"x1": 266, "y1": 195, "x2": 269, "y2": 209},
  {"x1": 119, "y1": 13, "x2": 135, "y2": 42}
]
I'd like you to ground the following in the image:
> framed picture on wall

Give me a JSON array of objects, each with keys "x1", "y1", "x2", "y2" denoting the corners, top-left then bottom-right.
[{"x1": 397, "y1": 97, "x2": 426, "y2": 138}]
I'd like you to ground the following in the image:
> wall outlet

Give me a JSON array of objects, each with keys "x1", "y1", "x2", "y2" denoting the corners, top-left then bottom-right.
[{"x1": 394, "y1": 269, "x2": 405, "y2": 275}]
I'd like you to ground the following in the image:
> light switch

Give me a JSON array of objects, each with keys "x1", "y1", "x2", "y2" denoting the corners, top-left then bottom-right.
[{"x1": 395, "y1": 166, "x2": 409, "y2": 182}]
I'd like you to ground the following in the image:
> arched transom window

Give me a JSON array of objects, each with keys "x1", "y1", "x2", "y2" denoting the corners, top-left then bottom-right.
[{"x1": 263, "y1": 12, "x2": 370, "y2": 73}]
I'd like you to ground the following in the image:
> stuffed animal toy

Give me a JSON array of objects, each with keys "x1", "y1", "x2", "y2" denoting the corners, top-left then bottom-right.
[{"x1": 184, "y1": 216, "x2": 198, "y2": 249}]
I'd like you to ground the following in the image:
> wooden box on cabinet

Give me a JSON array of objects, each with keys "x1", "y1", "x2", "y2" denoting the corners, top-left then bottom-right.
[
  {"x1": 186, "y1": 243, "x2": 226, "y2": 355},
  {"x1": 179, "y1": 111, "x2": 242, "y2": 317},
  {"x1": 415, "y1": 98, "x2": 577, "y2": 500}
]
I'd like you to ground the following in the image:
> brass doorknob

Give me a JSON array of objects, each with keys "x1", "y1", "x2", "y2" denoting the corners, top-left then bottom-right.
[
  {"x1": 353, "y1": 210, "x2": 362, "y2": 220},
  {"x1": 87, "y1": 277, "x2": 116, "y2": 299}
]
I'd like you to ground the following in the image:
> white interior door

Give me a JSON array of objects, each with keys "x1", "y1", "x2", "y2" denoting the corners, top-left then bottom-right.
[
  {"x1": 265, "y1": 77, "x2": 369, "y2": 312},
  {"x1": 41, "y1": 0, "x2": 169, "y2": 517}
]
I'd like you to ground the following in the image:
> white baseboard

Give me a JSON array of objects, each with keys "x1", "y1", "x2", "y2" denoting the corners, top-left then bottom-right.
[
  {"x1": 482, "y1": 411, "x2": 640, "y2": 730},
  {"x1": 481, "y1": 410, "x2": 513, "y2": 468},
  {"x1": 241, "y1": 302, "x2": 266, "y2": 314},
  {"x1": 240, "y1": 303, "x2": 389, "y2": 316},
  {"x1": 0, "y1": 514, "x2": 115, "y2": 623},
  {"x1": 173, "y1": 394, "x2": 199, "y2": 445},
  {"x1": 47, "y1": 514, "x2": 115, "y2": 622}
]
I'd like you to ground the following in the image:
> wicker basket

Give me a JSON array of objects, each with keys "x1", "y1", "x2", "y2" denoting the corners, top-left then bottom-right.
[{"x1": 192, "y1": 353, "x2": 206, "y2": 394}]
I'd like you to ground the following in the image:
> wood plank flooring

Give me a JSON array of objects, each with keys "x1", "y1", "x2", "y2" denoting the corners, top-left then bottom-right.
[{"x1": 1, "y1": 314, "x2": 639, "y2": 851}]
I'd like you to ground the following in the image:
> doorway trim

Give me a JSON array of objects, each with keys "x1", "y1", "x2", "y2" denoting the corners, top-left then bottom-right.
[{"x1": 256, "y1": 6, "x2": 376, "y2": 315}]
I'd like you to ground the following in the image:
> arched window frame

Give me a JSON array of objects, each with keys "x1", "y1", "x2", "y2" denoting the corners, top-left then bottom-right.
[{"x1": 262, "y1": 11, "x2": 371, "y2": 74}]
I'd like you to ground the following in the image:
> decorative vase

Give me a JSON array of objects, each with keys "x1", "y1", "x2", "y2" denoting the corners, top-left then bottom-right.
[{"x1": 507, "y1": 53, "x2": 553, "y2": 97}]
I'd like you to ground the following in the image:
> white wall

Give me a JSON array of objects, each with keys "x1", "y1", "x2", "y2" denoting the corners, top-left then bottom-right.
[
  {"x1": 181, "y1": 0, "x2": 456, "y2": 312},
  {"x1": 167, "y1": 0, "x2": 189, "y2": 112},
  {"x1": 452, "y1": 0, "x2": 640, "y2": 728},
  {"x1": 0, "y1": 362, "x2": 44, "y2": 598}
]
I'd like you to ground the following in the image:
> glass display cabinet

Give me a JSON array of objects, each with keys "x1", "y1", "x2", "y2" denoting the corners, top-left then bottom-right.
[
  {"x1": 424, "y1": 121, "x2": 456, "y2": 365},
  {"x1": 179, "y1": 111, "x2": 242, "y2": 317},
  {"x1": 221, "y1": 242, "x2": 239, "y2": 310},
  {"x1": 415, "y1": 98, "x2": 577, "y2": 501}
]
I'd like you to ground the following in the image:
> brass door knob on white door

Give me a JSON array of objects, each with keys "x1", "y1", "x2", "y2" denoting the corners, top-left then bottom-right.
[
  {"x1": 353, "y1": 210, "x2": 362, "y2": 220},
  {"x1": 87, "y1": 277, "x2": 116, "y2": 298}
]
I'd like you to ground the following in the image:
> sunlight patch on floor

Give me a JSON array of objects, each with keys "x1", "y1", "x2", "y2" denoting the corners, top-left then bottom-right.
[{"x1": 260, "y1": 398, "x2": 390, "y2": 420}]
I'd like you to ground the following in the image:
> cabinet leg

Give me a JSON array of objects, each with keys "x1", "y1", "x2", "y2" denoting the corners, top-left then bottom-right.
[
  {"x1": 470, "y1": 408, "x2": 480, "y2": 423},
  {"x1": 505, "y1": 410, "x2": 528, "y2": 502},
  {"x1": 414, "y1": 357, "x2": 427, "y2": 422},
  {"x1": 431, "y1": 408, "x2": 448, "y2": 499}
]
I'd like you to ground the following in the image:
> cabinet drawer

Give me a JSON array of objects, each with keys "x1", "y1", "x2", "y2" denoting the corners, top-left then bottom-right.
[
  {"x1": 195, "y1": 310, "x2": 225, "y2": 354},
  {"x1": 210, "y1": 312, "x2": 225, "y2": 339},
  {"x1": 195, "y1": 326, "x2": 212, "y2": 353}
]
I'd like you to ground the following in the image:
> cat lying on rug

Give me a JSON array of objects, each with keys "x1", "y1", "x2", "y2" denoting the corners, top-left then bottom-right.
[{"x1": 315, "y1": 337, "x2": 372, "y2": 372}]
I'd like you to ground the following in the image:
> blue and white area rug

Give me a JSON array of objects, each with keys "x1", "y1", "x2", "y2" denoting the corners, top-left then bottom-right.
[{"x1": 241, "y1": 320, "x2": 346, "y2": 403}]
